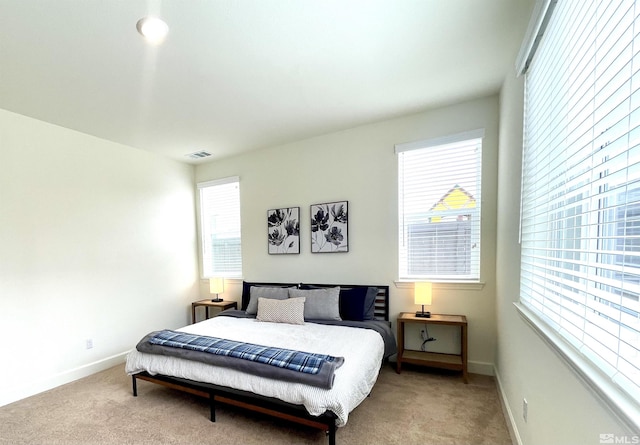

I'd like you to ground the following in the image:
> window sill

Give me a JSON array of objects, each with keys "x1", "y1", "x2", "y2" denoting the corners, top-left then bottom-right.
[
  {"x1": 200, "y1": 277, "x2": 244, "y2": 284},
  {"x1": 394, "y1": 280, "x2": 485, "y2": 290},
  {"x1": 514, "y1": 302, "x2": 640, "y2": 433}
]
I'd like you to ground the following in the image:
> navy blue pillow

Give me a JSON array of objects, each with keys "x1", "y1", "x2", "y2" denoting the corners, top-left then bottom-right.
[{"x1": 339, "y1": 287, "x2": 368, "y2": 321}]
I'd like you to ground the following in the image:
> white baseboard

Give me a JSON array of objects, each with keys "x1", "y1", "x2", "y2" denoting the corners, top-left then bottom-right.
[
  {"x1": 0, "y1": 351, "x2": 129, "y2": 408},
  {"x1": 468, "y1": 360, "x2": 494, "y2": 376},
  {"x1": 494, "y1": 366, "x2": 523, "y2": 445}
]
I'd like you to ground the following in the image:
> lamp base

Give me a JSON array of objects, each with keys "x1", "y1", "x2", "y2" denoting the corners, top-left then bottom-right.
[
  {"x1": 211, "y1": 298, "x2": 224, "y2": 302},
  {"x1": 415, "y1": 311, "x2": 431, "y2": 318}
]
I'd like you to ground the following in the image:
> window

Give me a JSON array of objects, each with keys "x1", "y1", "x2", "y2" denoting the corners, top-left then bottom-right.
[
  {"x1": 198, "y1": 177, "x2": 242, "y2": 278},
  {"x1": 396, "y1": 130, "x2": 483, "y2": 281},
  {"x1": 519, "y1": 0, "x2": 640, "y2": 416}
]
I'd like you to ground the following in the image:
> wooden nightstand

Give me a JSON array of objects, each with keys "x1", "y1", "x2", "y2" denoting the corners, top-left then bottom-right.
[
  {"x1": 396, "y1": 312, "x2": 468, "y2": 383},
  {"x1": 191, "y1": 300, "x2": 238, "y2": 324}
]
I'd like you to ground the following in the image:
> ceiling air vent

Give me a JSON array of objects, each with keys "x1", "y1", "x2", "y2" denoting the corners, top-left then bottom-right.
[{"x1": 186, "y1": 151, "x2": 212, "y2": 160}]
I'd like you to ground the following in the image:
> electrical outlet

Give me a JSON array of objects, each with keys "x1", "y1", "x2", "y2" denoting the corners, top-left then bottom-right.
[
  {"x1": 86, "y1": 338, "x2": 93, "y2": 350},
  {"x1": 523, "y1": 398, "x2": 528, "y2": 423}
]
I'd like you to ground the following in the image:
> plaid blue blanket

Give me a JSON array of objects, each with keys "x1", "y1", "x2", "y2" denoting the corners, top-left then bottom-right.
[{"x1": 148, "y1": 330, "x2": 338, "y2": 375}]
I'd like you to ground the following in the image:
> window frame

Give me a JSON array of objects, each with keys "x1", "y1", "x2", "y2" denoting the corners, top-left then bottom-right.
[
  {"x1": 197, "y1": 176, "x2": 242, "y2": 279},
  {"x1": 396, "y1": 129, "x2": 484, "y2": 283},
  {"x1": 517, "y1": 0, "x2": 640, "y2": 432}
]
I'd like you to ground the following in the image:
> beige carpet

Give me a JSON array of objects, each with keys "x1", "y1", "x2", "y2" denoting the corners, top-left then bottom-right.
[{"x1": 0, "y1": 363, "x2": 512, "y2": 445}]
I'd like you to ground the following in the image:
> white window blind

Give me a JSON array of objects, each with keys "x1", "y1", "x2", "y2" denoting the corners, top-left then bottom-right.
[
  {"x1": 198, "y1": 177, "x2": 242, "y2": 278},
  {"x1": 396, "y1": 130, "x2": 483, "y2": 281},
  {"x1": 520, "y1": 0, "x2": 640, "y2": 408}
]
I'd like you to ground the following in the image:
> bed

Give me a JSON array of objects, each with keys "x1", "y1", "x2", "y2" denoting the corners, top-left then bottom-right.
[{"x1": 125, "y1": 282, "x2": 395, "y2": 445}]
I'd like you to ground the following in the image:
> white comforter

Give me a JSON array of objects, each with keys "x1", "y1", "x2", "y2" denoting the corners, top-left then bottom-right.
[{"x1": 125, "y1": 316, "x2": 385, "y2": 426}]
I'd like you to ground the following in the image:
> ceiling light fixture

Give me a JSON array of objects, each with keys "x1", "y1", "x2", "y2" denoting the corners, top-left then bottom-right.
[{"x1": 136, "y1": 17, "x2": 169, "y2": 45}]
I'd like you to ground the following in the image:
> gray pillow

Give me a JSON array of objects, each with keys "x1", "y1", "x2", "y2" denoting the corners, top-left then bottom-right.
[
  {"x1": 289, "y1": 287, "x2": 341, "y2": 321},
  {"x1": 363, "y1": 286, "x2": 378, "y2": 320},
  {"x1": 246, "y1": 286, "x2": 290, "y2": 315}
]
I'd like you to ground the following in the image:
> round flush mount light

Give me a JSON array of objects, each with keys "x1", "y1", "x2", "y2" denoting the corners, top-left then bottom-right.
[{"x1": 136, "y1": 16, "x2": 169, "y2": 44}]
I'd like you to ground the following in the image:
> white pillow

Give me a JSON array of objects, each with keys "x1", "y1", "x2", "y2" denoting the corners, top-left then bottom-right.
[
  {"x1": 288, "y1": 287, "x2": 341, "y2": 321},
  {"x1": 256, "y1": 297, "x2": 306, "y2": 325},
  {"x1": 246, "y1": 286, "x2": 290, "y2": 315}
]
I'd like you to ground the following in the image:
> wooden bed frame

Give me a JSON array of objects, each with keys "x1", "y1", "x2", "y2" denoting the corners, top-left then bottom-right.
[{"x1": 130, "y1": 283, "x2": 390, "y2": 445}]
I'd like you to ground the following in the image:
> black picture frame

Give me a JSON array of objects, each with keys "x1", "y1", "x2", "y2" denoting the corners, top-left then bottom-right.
[
  {"x1": 267, "y1": 207, "x2": 300, "y2": 254},
  {"x1": 310, "y1": 201, "x2": 349, "y2": 253}
]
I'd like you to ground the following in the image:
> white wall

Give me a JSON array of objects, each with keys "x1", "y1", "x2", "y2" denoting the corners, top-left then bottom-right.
[
  {"x1": 0, "y1": 109, "x2": 199, "y2": 407},
  {"x1": 196, "y1": 95, "x2": 500, "y2": 374},
  {"x1": 495, "y1": 64, "x2": 635, "y2": 443}
]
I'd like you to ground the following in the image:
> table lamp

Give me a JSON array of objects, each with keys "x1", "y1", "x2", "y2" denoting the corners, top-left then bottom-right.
[
  {"x1": 209, "y1": 277, "x2": 225, "y2": 302},
  {"x1": 414, "y1": 282, "x2": 432, "y2": 318}
]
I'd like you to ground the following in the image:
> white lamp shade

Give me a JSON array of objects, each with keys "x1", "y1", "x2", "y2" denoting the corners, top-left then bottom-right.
[
  {"x1": 414, "y1": 282, "x2": 432, "y2": 306},
  {"x1": 209, "y1": 277, "x2": 225, "y2": 294}
]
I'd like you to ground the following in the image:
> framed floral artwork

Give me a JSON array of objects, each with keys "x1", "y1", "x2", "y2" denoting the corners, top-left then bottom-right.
[
  {"x1": 267, "y1": 207, "x2": 300, "y2": 254},
  {"x1": 310, "y1": 201, "x2": 349, "y2": 253}
]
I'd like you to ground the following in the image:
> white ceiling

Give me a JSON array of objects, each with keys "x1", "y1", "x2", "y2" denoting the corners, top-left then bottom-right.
[{"x1": 0, "y1": 0, "x2": 533, "y2": 164}]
